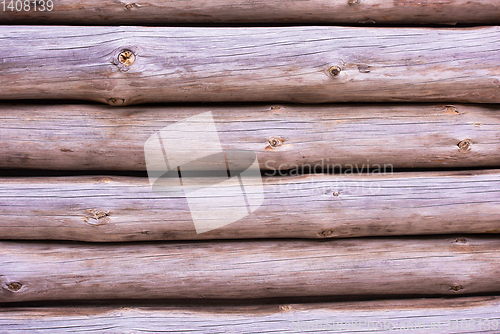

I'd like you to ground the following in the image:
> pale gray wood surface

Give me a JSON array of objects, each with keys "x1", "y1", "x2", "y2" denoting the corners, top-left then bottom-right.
[
  {"x1": 1, "y1": 297, "x2": 500, "y2": 333},
  {"x1": 1, "y1": 237, "x2": 500, "y2": 302},
  {"x1": 0, "y1": 171, "x2": 499, "y2": 241},
  {"x1": 1, "y1": 103, "x2": 499, "y2": 171},
  {"x1": 1, "y1": 26, "x2": 500, "y2": 105},
  {"x1": 0, "y1": 0, "x2": 499, "y2": 25}
]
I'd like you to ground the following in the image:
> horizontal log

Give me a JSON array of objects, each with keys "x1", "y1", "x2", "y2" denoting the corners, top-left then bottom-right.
[
  {"x1": 1, "y1": 237, "x2": 500, "y2": 302},
  {"x1": 1, "y1": 297, "x2": 500, "y2": 333},
  {"x1": 1, "y1": 26, "x2": 500, "y2": 105},
  {"x1": 1, "y1": 103, "x2": 499, "y2": 171},
  {"x1": 0, "y1": 0, "x2": 499, "y2": 25},
  {"x1": 0, "y1": 171, "x2": 499, "y2": 241}
]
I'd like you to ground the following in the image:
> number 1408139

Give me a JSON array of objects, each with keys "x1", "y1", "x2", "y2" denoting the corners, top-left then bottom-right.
[{"x1": 1, "y1": 0, "x2": 53, "y2": 11}]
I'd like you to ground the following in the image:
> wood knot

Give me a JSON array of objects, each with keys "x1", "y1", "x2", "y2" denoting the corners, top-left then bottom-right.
[
  {"x1": 450, "y1": 285, "x2": 463, "y2": 292},
  {"x1": 108, "y1": 98, "x2": 126, "y2": 106},
  {"x1": 454, "y1": 237, "x2": 467, "y2": 244},
  {"x1": 457, "y1": 139, "x2": 471, "y2": 153},
  {"x1": 83, "y1": 209, "x2": 111, "y2": 226},
  {"x1": 125, "y1": 3, "x2": 135, "y2": 10},
  {"x1": 348, "y1": 0, "x2": 360, "y2": 5},
  {"x1": 118, "y1": 50, "x2": 135, "y2": 66},
  {"x1": 333, "y1": 191, "x2": 340, "y2": 197},
  {"x1": 279, "y1": 305, "x2": 291, "y2": 311},
  {"x1": 444, "y1": 105, "x2": 460, "y2": 115},
  {"x1": 329, "y1": 66, "x2": 342, "y2": 77},
  {"x1": 268, "y1": 137, "x2": 283, "y2": 148},
  {"x1": 319, "y1": 229, "x2": 334, "y2": 237},
  {"x1": 6, "y1": 282, "x2": 22, "y2": 292}
]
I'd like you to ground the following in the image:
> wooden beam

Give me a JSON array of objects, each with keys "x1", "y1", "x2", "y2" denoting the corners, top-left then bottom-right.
[
  {"x1": 1, "y1": 103, "x2": 499, "y2": 171},
  {"x1": 0, "y1": 296, "x2": 500, "y2": 334},
  {"x1": 1, "y1": 26, "x2": 499, "y2": 105},
  {"x1": 1, "y1": 297, "x2": 499, "y2": 333},
  {"x1": 0, "y1": 0, "x2": 499, "y2": 25},
  {"x1": 1, "y1": 237, "x2": 500, "y2": 302},
  {"x1": 0, "y1": 171, "x2": 499, "y2": 241}
]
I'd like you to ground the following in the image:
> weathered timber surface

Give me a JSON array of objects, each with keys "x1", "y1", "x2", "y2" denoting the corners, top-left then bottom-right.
[
  {"x1": 1, "y1": 26, "x2": 500, "y2": 105},
  {"x1": 1, "y1": 237, "x2": 500, "y2": 302},
  {"x1": 1, "y1": 297, "x2": 500, "y2": 333},
  {"x1": 0, "y1": 0, "x2": 499, "y2": 25},
  {"x1": 1, "y1": 103, "x2": 499, "y2": 171},
  {"x1": 0, "y1": 171, "x2": 499, "y2": 241}
]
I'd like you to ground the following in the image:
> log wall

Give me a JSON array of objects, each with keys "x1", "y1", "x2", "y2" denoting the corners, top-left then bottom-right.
[
  {"x1": 1, "y1": 26, "x2": 499, "y2": 105},
  {"x1": 1, "y1": 1, "x2": 500, "y2": 332},
  {"x1": 1, "y1": 103, "x2": 499, "y2": 171},
  {"x1": 1, "y1": 297, "x2": 500, "y2": 333},
  {"x1": 0, "y1": 0, "x2": 499, "y2": 25},
  {"x1": 0, "y1": 171, "x2": 499, "y2": 241},
  {"x1": 1, "y1": 237, "x2": 499, "y2": 302}
]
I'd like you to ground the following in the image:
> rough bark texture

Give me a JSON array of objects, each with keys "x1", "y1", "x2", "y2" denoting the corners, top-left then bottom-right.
[
  {"x1": 1, "y1": 171, "x2": 499, "y2": 241},
  {"x1": 1, "y1": 26, "x2": 500, "y2": 105},
  {"x1": 1, "y1": 237, "x2": 500, "y2": 302},
  {"x1": 1, "y1": 297, "x2": 500, "y2": 333},
  {"x1": 1, "y1": 103, "x2": 499, "y2": 171},
  {"x1": 0, "y1": 0, "x2": 499, "y2": 25}
]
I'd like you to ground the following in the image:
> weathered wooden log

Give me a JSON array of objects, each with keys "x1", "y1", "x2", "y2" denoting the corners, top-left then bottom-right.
[
  {"x1": 1, "y1": 103, "x2": 499, "y2": 171},
  {"x1": 0, "y1": 0, "x2": 499, "y2": 25},
  {"x1": 0, "y1": 171, "x2": 499, "y2": 241},
  {"x1": 1, "y1": 26, "x2": 499, "y2": 105},
  {"x1": 1, "y1": 297, "x2": 500, "y2": 333},
  {"x1": 1, "y1": 237, "x2": 500, "y2": 302}
]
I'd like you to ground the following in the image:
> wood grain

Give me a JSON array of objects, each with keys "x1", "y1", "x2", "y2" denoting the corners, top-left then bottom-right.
[
  {"x1": 1, "y1": 237, "x2": 500, "y2": 302},
  {"x1": 1, "y1": 26, "x2": 499, "y2": 105},
  {"x1": 0, "y1": 0, "x2": 499, "y2": 25},
  {"x1": 1, "y1": 103, "x2": 499, "y2": 171},
  {"x1": 0, "y1": 171, "x2": 499, "y2": 241},
  {"x1": 1, "y1": 297, "x2": 500, "y2": 333}
]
